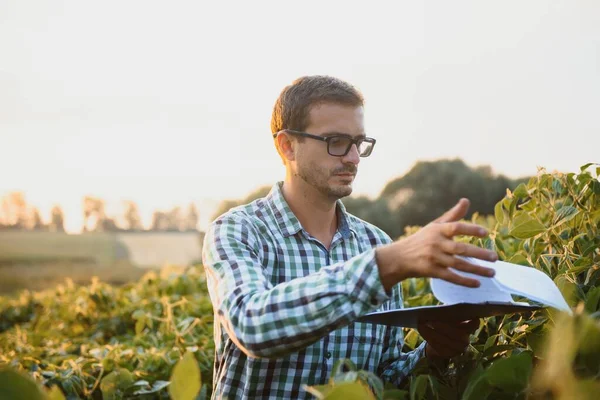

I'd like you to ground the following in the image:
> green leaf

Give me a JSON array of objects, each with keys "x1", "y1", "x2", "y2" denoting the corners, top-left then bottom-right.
[
  {"x1": 483, "y1": 334, "x2": 498, "y2": 352},
  {"x1": 552, "y1": 179, "x2": 564, "y2": 195},
  {"x1": 357, "y1": 370, "x2": 384, "y2": 399},
  {"x1": 591, "y1": 179, "x2": 600, "y2": 194},
  {"x1": 580, "y1": 163, "x2": 594, "y2": 172},
  {"x1": 553, "y1": 206, "x2": 579, "y2": 226},
  {"x1": 332, "y1": 371, "x2": 358, "y2": 384},
  {"x1": 527, "y1": 324, "x2": 550, "y2": 354},
  {"x1": 47, "y1": 386, "x2": 66, "y2": 400},
  {"x1": 383, "y1": 389, "x2": 409, "y2": 399},
  {"x1": 323, "y1": 381, "x2": 376, "y2": 400},
  {"x1": 404, "y1": 329, "x2": 419, "y2": 350},
  {"x1": 132, "y1": 380, "x2": 170, "y2": 395},
  {"x1": 506, "y1": 253, "x2": 529, "y2": 266},
  {"x1": 513, "y1": 183, "x2": 529, "y2": 199},
  {"x1": 493, "y1": 237, "x2": 505, "y2": 254},
  {"x1": 461, "y1": 367, "x2": 492, "y2": 400},
  {"x1": 169, "y1": 351, "x2": 201, "y2": 400},
  {"x1": 509, "y1": 214, "x2": 546, "y2": 239},
  {"x1": 482, "y1": 345, "x2": 516, "y2": 358},
  {"x1": 576, "y1": 314, "x2": 600, "y2": 354},
  {"x1": 494, "y1": 202, "x2": 504, "y2": 225},
  {"x1": 409, "y1": 375, "x2": 437, "y2": 400},
  {"x1": 101, "y1": 368, "x2": 135, "y2": 400},
  {"x1": 484, "y1": 352, "x2": 533, "y2": 393},
  {"x1": 0, "y1": 368, "x2": 46, "y2": 400},
  {"x1": 585, "y1": 287, "x2": 600, "y2": 313},
  {"x1": 554, "y1": 276, "x2": 578, "y2": 307},
  {"x1": 135, "y1": 317, "x2": 146, "y2": 336},
  {"x1": 332, "y1": 359, "x2": 357, "y2": 376}
]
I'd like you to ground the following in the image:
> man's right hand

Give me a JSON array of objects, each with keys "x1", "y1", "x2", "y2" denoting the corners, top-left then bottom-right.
[{"x1": 375, "y1": 198, "x2": 498, "y2": 292}]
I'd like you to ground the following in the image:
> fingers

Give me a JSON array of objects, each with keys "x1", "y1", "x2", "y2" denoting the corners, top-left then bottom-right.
[
  {"x1": 461, "y1": 319, "x2": 480, "y2": 334},
  {"x1": 438, "y1": 240, "x2": 498, "y2": 263},
  {"x1": 417, "y1": 322, "x2": 470, "y2": 357},
  {"x1": 433, "y1": 198, "x2": 470, "y2": 224},
  {"x1": 435, "y1": 253, "x2": 496, "y2": 279},
  {"x1": 435, "y1": 267, "x2": 482, "y2": 288},
  {"x1": 440, "y1": 222, "x2": 489, "y2": 238}
]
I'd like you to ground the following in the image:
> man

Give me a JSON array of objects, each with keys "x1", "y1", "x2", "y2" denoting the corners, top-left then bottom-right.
[{"x1": 202, "y1": 75, "x2": 498, "y2": 399}]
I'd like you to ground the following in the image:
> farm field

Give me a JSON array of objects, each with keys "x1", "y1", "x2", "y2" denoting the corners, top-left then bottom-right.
[
  {"x1": 0, "y1": 231, "x2": 203, "y2": 294},
  {"x1": 0, "y1": 165, "x2": 599, "y2": 399}
]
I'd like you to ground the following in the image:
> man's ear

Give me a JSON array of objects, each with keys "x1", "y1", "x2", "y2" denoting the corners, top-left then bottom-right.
[{"x1": 275, "y1": 133, "x2": 296, "y2": 162}]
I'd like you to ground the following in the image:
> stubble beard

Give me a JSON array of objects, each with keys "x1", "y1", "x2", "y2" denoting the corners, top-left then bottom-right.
[{"x1": 296, "y1": 160, "x2": 354, "y2": 201}]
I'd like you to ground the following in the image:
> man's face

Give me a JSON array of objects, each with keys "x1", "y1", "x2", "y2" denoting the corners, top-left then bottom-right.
[{"x1": 292, "y1": 103, "x2": 365, "y2": 200}]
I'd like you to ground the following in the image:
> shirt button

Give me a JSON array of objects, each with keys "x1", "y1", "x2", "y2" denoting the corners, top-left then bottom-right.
[{"x1": 326, "y1": 352, "x2": 332, "y2": 359}]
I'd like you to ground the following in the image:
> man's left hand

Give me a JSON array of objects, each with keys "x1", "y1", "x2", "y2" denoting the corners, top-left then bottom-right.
[{"x1": 417, "y1": 320, "x2": 479, "y2": 359}]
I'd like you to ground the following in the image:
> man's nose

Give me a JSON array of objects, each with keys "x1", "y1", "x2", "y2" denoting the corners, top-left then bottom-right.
[{"x1": 341, "y1": 144, "x2": 361, "y2": 165}]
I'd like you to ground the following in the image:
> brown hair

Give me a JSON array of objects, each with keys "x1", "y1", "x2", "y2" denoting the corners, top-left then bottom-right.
[{"x1": 270, "y1": 75, "x2": 364, "y2": 134}]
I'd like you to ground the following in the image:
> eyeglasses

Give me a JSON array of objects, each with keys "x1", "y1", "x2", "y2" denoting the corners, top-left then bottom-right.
[{"x1": 273, "y1": 129, "x2": 376, "y2": 157}]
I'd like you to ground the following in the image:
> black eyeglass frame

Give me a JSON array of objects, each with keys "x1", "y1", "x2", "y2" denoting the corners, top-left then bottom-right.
[{"x1": 272, "y1": 129, "x2": 377, "y2": 157}]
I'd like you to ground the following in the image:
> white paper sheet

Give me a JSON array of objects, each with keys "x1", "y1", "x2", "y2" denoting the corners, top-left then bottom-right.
[
  {"x1": 460, "y1": 256, "x2": 572, "y2": 312},
  {"x1": 358, "y1": 257, "x2": 573, "y2": 328},
  {"x1": 431, "y1": 256, "x2": 571, "y2": 312},
  {"x1": 430, "y1": 268, "x2": 515, "y2": 304}
]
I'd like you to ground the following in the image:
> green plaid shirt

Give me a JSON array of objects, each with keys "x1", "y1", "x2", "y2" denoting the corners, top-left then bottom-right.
[{"x1": 202, "y1": 182, "x2": 425, "y2": 399}]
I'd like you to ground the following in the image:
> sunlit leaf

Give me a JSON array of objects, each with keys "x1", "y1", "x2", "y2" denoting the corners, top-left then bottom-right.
[
  {"x1": 513, "y1": 183, "x2": 529, "y2": 199},
  {"x1": 47, "y1": 385, "x2": 66, "y2": 400},
  {"x1": 509, "y1": 214, "x2": 546, "y2": 239},
  {"x1": 169, "y1": 351, "x2": 201, "y2": 400},
  {"x1": 323, "y1": 381, "x2": 376, "y2": 400},
  {"x1": 580, "y1": 163, "x2": 595, "y2": 172},
  {"x1": 494, "y1": 202, "x2": 504, "y2": 225}
]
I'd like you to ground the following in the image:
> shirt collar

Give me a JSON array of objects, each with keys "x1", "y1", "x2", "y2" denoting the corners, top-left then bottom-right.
[{"x1": 266, "y1": 181, "x2": 356, "y2": 239}]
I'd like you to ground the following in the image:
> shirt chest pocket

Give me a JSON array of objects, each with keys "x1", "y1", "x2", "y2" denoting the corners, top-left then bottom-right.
[{"x1": 335, "y1": 322, "x2": 385, "y2": 372}]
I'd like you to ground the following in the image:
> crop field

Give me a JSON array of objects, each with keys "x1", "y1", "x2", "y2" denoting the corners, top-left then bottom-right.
[
  {"x1": 0, "y1": 164, "x2": 599, "y2": 399},
  {"x1": 0, "y1": 231, "x2": 203, "y2": 294}
]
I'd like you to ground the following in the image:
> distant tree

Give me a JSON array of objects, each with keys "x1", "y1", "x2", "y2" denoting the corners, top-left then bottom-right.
[
  {"x1": 0, "y1": 192, "x2": 28, "y2": 229},
  {"x1": 82, "y1": 196, "x2": 106, "y2": 232},
  {"x1": 151, "y1": 210, "x2": 169, "y2": 231},
  {"x1": 167, "y1": 206, "x2": 183, "y2": 231},
  {"x1": 123, "y1": 201, "x2": 143, "y2": 231},
  {"x1": 49, "y1": 205, "x2": 65, "y2": 232},
  {"x1": 185, "y1": 203, "x2": 199, "y2": 232},
  {"x1": 29, "y1": 207, "x2": 45, "y2": 231},
  {"x1": 341, "y1": 196, "x2": 395, "y2": 236},
  {"x1": 379, "y1": 159, "x2": 530, "y2": 238},
  {"x1": 99, "y1": 218, "x2": 120, "y2": 232}
]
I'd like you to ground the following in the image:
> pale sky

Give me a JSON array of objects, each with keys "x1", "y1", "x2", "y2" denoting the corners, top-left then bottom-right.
[{"x1": 1, "y1": 0, "x2": 599, "y2": 232}]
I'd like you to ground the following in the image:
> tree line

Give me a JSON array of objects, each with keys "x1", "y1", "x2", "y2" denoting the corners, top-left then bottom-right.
[
  {"x1": 0, "y1": 193, "x2": 199, "y2": 233},
  {"x1": 211, "y1": 158, "x2": 531, "y2": 239},
  {"x1": 1, "y1": 159, "x2": 530, "y2": 236}
]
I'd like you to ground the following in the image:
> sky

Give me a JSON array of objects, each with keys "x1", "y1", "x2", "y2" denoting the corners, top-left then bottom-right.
[{"x1": 1, "y1": 0, "x2": 599, "y2": 232}]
